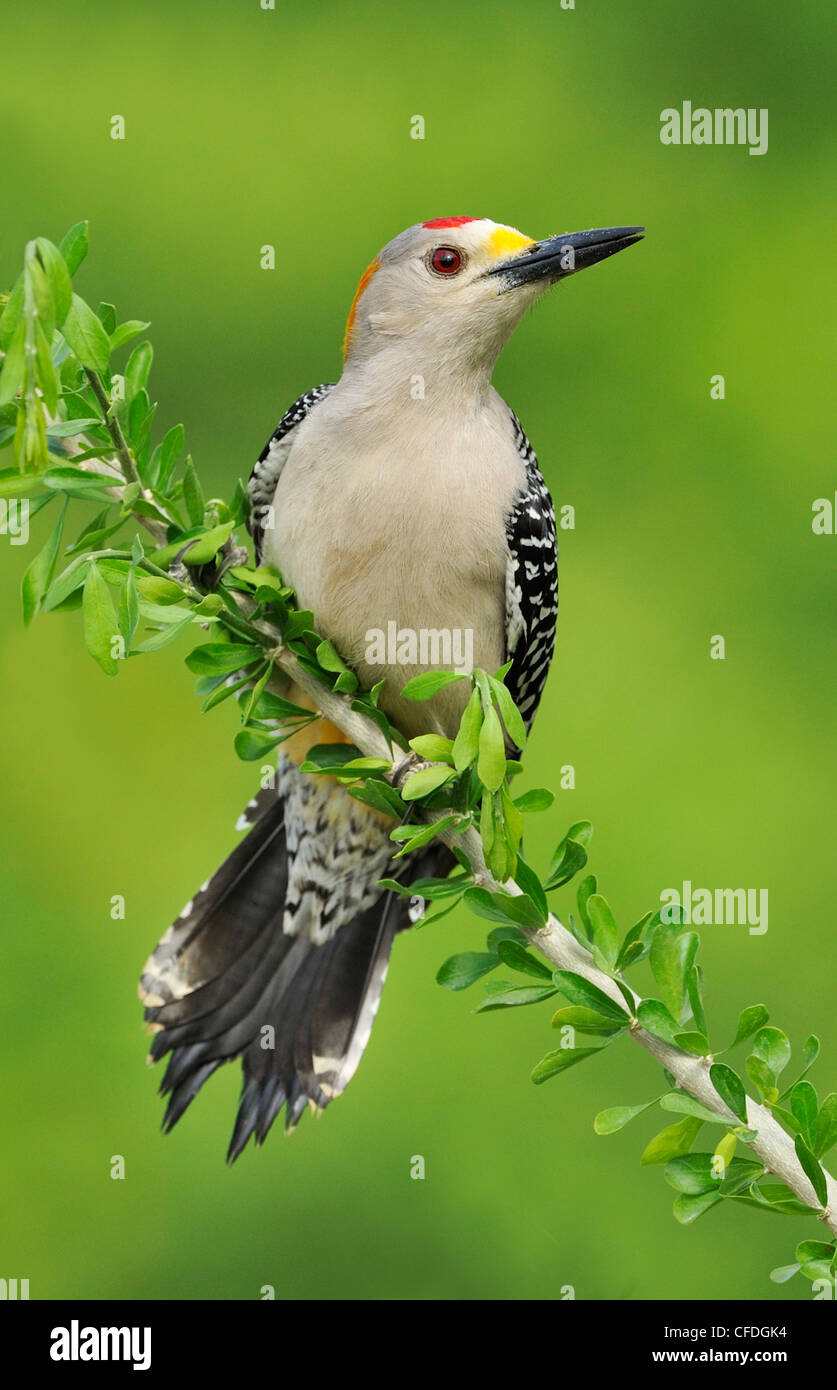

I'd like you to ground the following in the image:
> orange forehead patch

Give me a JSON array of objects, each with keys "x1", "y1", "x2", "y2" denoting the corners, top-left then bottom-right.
[{"x1": 342, "y1": 258, "x2": 381, "y2": 360}]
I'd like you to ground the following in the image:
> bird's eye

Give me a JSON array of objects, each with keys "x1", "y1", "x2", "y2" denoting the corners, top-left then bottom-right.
[{"x1": 429, "y1": 246, "x2": 463, "y2": 276}]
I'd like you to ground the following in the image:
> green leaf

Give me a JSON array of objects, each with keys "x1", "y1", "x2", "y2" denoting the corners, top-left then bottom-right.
[
  {"x1": 664, "y1": 1153, "x2": 719, "y2": 1195},
  {"x1": 233, "y1": 728, "x2": 285, "y2": 761},
  {"x1": 346, "y1": 779, "x2": 405, "y2": 820},
  {"x1": 551, "y1": 970, "x2": 630, "y2": 1022},
  {"x1": 814, "y1": 1094, "x2": 837, "y2": 1158},
  {"x1": 239, "y1": 658, "x2": 274, "y2": 725},
  {"x1": 659, "y1": 1092, "x2": 726, "y2": 1125},
  {"x1": 727, "y1": 1005, "x2": 770, "y2": 1051},
  {"x1": 62, "y1": 293, "x2": 110, "y2": 374},
  {"x1": 746, "y1": 1054, "x2": 778, "y2": 1103},
  {"x1": 300, "y1": 744, "x2": 362, "y2": 771},
  {"x1": 802, "y1": 1034, "x2": 821, "y2": 1071},
  {"x1": 0, "y1": 320, "x2": 26, "y2": 406},
  {"x1": 794, "y1": 1135, "x2": 828, "y2": 1207},
  {"x1": 672, "y1": 1191, "x2": 722, "y2": 1225},
  {"x1": 795, "y1": 1240, "x2": 835, "y2": 1281},
  {"x1": 118, "y1": 565, "x2": 140, "y2": 649},
  {"x1": 132, "y1": 611, "x2": 193, "y2": 647},
  {"x1": 400, "y1": 764, "x2": 456, "y2": 801},
  {"x1": 710, "y1": 1063, "x2": 748, "y2": 1124},
  {"x1": 547, "y1": 823, "x2": 593, "y2": 882},
  {"x1": 790, "y1": 1081, "x2": 819, "y2": 1150},
  {"x1": 513, "y1": 787, "x2": 554, "y2": 813},
  {"x1": 582, "y1": 893, "x2": 617, "y2": 970},
  {"x1": 34, "y1": 321, "x2": 58, "y2": 414},
  {"x1": 200, "y1": 669, "x2": 254, "y2": 712},
  {"x1": 641, "y1": 1117, "x2": 702, "y2": 1166},
  {"x1": 544, "y1": 838, "x2": 589, "y2": 892},
  {"x1": 181, "y1": 455, "x2": 205, "y2": 526},
  {"x1": 46, "y1": 418, "x2": 102, "y2": 439},
  {"x1": 409, "y1": 734, "x2": 454, "y2": 764},
  {"x1": 769, "y1": 1264, "x2": 801, "y2": 1285},
  {"x1": 685, "y1": 965, "x2": 707, "y2": 1034},
  {"x1": 315, "y1": 638, "x2": 356, "y2": 683},
  {"x1": 59, "y1": 221, "x2": 89, "y2": 276},
  {"x1": 110, "y1": 319, "x2": 151, "y2": 351},
  {"x1": 665, "y1": 1153, "x2": 762, "y2": 1196},
  {"x1": 451, "y1": 686, "x2": 482, "y2": 772},
  {"x1": 82, "y1": 562, "x2": 119, "y2": 675},
  {"x1": 751, "y1": 1027, "x2": 791, "y2": 1081},
  {"x1": 647, "y1": 928, "x2": 695, "y2": 1017},
  {"x1": 594, "y1": 1100, "x2": 658, "y2": 1135},
  {"x1": 575, "y1": 875, "x2": 597, "y2": 933},
  {"x1": 735, "y1": 1193, "x2": 814, "y2": 1217},
  {"x1": 42, "y1": 467, "x2": 115, "y2": 502},
  {"x1": 551, "y1": 1006, "x2": 625, "y2": 1037},
  {"x1": 463, "y1": 886, "x2": 544, "y2": 929},
  {"x1": 185, "y1": 642, "x2": 262, "y2": 676},
  {"x1": 474, "y1": 982, "x2": 557, "y2": 1012},
  {"x1": 401, "y1": 669, "x2": 465, "y2": 701},
  {"x1": 132, "y1": 614, "x2": 195, "y2": 652},
  {"x1": 20, "y1": 500, "x2": 66, "y2": 626},
  {"x1": 649, "y1": 924, "x2": 686, "y2": 1020},
  {"x1": 300, "y1": 755, "x2": 390, "y2": 779},
  {"x1": 152, "y1": 422, "x2": 184, "y2": 490},
  {"x1": 135, "y1": 575, "x2": 183, "y2": 605},
  {"x1": 531, "y1": 1045, "x2": 605, "y2": 1085},
  {"x1": 36, "y1": 238, "x2": 72, "y2": 325},
  {"x1": 611, "y1": 906, "x2": 650, "y2": 961},
  {"x1": 636, "y1": 998, "x2": 681, "y2": 1044},
  {"x1": 512, "y1": 854, "x2": 547, "y2": 922},
  {"x1": 96, "y1": 303, "x2": 116, "y2": 335},
  {"x1": 487, "y1": 673, "x2": 527, "y2": 750},
  {"x1": 125, "y1": 340, "x2": 153, "y2": 398},
  {"x1": 0, "y1": 275, "x2": 23, "y2": 349},
  {"x1": 42, "y1": 552, "x2": 91, "y2": 609},
  {"x1": 477, "y1": 704, "x2": 507, "y2": 792},
  {"x1": 749, "y1": 1180, "x2": 818, "y2": 1216},
  {"x1": 386, "y1": 875, "x2": 466, "y2": 901},
  {"x1": 496, "y1": 939, "x2": 552, "y2": 981},
  {"x1": 781, "y1": 1035, "x2": 822, "y2": 1098},
  {"x1": 436, "y1": 951, "x2": 498, "y2": 990},
  {"x1": 674, "y1": 1031, "x2": 711, "y2": 1056},
  {"x1": 486, "y1": 926, "x2": 527, "y2": 950},
  {"x1": 181, "y1": 521, "x2": 235, "y2": 565},
  {"x1": 769, "y1": 1104, "x2": 801, "y2": 1137},
  {"x1": 391, "y1": 812, "x2": 463, "y2": 857}
]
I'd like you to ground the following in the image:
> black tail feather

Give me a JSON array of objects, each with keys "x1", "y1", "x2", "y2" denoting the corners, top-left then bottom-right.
[{"x1": 140, "y1": 786, "x2": 445, "y2": 1157}]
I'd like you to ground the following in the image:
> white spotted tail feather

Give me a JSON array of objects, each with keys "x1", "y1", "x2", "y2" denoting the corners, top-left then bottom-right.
[{"x1": 139, "y1": 768, "x2": 449, "y2": 1160}]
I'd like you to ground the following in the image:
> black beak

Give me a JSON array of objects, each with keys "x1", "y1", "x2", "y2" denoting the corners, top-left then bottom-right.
[{"x1": 487, "y1": 226, "x2": 644, "y2": 288}]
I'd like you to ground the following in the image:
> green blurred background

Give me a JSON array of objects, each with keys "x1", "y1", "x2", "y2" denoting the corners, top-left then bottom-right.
[{"x1": 2, "y1": 0, "x2": 835, "y2": 1301}]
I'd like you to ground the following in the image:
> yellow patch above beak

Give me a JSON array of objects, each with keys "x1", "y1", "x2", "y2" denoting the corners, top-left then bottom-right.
[{"x1": 487, "y1": 226, "x2": 535, "y2": 262}]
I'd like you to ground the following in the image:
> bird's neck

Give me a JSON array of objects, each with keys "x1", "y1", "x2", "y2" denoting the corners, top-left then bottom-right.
[{"x1": 338, "y1": 346, "x2": 496, "y2": 422}]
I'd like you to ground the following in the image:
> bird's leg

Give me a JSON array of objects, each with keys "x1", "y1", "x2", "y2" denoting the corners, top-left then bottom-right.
[{"x1": 390, "y1": 751, "x2": 430, "y2": 791}]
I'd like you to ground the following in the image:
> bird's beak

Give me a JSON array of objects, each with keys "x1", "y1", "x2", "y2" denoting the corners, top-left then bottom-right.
[{"x1": 487, "y1": 226, "x2": 644, "y2": 289}]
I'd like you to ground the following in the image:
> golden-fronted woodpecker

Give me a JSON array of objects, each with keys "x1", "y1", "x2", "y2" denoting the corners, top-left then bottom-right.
[{"x1": 139, "y1": 216, "x2": 643, "y2": 1159}]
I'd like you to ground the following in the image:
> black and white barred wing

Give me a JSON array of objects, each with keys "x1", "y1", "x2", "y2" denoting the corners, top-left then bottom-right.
[
  {"x1": 503, "y1": 409, "x2": 558, "y2": 730},
  {"x1": 247, "y1": 383, "x2": 335, "y2": 563}
]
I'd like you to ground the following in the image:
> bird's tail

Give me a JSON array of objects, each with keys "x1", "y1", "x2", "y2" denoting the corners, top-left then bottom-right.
[{"x1": 139, "y1": 781, "x2": 418, "y2": 1161}]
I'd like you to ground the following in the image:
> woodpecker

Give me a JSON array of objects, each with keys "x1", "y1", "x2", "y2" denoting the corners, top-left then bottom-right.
[{"x1": 139, "y1": 216, "x2": 643, "y2": 1159}]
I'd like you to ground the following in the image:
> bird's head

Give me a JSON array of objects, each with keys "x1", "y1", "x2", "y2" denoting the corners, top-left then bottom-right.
[{"x1": 341, "y1": 216, "x2": 643, "y2": 380}]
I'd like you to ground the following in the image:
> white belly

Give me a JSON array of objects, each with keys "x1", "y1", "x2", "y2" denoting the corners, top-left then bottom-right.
[{"x1": 263, "y1": 387, "x2": 525, "y2": 738}]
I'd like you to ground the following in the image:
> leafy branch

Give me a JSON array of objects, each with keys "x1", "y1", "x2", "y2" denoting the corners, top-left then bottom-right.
[{"x1": 1, "y1": 225, "x2": 835, "y2": 1296}]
